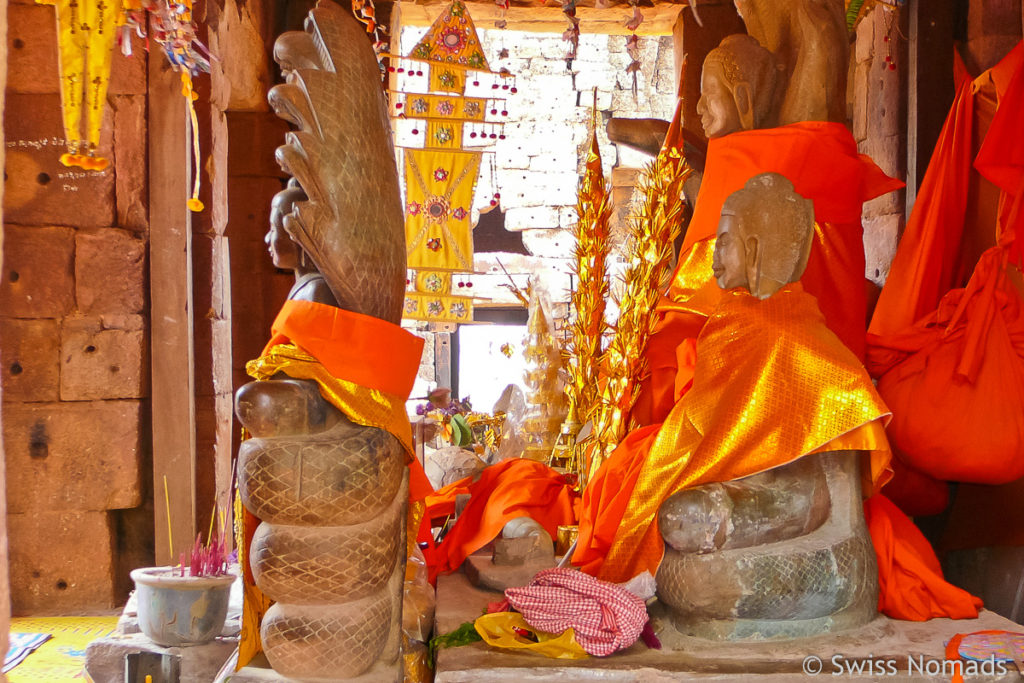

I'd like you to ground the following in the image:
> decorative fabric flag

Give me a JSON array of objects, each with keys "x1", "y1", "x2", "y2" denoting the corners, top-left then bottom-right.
[
  {"x1": 404, "y1": 148, "x2": 480, "y2": 271},
  {"x1": 40, "y1": 0, "x2": 123, "y2": 170},
  {"x1": 404, "y1": 292, "x2": 474, "y2": 323},
  {"x1": 405, "y1": 94, "x2": 487, "y2": 122},
  {"x1": 410, "y1": 0, "x2": 490, "y2": 73},
  {"x1": 416, "y1": 270, "x2": 452, "y2": 295}
]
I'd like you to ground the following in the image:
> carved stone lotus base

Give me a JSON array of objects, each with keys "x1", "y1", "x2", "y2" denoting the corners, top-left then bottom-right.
[{"x1": 656, "y1": 451, "x2": 878, "y2": 640}]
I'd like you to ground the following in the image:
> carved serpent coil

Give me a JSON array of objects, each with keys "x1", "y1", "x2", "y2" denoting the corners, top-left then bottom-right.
[{"x1": 235, "y1": 3, "x2": 411, "y2": 679}]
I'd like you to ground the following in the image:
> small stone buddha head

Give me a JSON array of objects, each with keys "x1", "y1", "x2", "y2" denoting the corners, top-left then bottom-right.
[
  {"x1": 712, "y1": 172, "x2": 814, "y2": 299},
  {"x1": 697, "y1": 34, "x2": 779, "y2": 138},
  {"x1": 266, "y1": 184, "x2": 309, "y2": 271}
]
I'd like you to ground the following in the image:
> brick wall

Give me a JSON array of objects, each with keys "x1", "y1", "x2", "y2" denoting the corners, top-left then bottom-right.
[
  {"x1": 398, "y1": 27, "x2": 676, "y2": 399},
  {"x1": 1, "y1": 0, "x2": 151, "y2": 614}
]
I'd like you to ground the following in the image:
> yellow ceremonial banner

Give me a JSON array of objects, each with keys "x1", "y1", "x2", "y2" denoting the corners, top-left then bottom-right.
[
  {"x1": 415, "y1": 270, "x2": 452, "y2": 295},
  {"x1": 426, "y1": 120, "x2": 463, "y2": 149},
  {"x1": 411, "y1": 0, "x2": 490, "y2": 72},
  {"x1": 53, "y1": 0, "x2": 88, "y2": 152},
  {"x1": 51, "y1": 0, "x2": 122, "y2": 155},
  {"x1": 405, "y1": 93, "x2": 486, "y2": 122},
  {"x1": 429, "y1": 64, "x2": 467, "y2": 95},
  {"x1": 404, "y1": 148, "x2": 481, "y2": 271},
  {"x1": 404, "y1": 292, "x2": 474, "y2": 323},
  {"x1": 83, "y1": 0, "x2": 119, "y2": 150}
]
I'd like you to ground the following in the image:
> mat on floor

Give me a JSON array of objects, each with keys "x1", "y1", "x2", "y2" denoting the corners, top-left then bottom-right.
[{"x1": 7, "y1": 616, "x2": 120, "y2": 682}]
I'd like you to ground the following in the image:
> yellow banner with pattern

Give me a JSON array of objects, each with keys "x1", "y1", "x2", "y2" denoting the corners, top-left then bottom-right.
[
  {"x1": 404, "y1": 148, "x2": 481, "y2": 271},
  {"x1": 404, "y1": 292, "x2": 474, "y2": 323},
  {"x1": 405, "y1": 94, "x2": 486, "y2": 122}
]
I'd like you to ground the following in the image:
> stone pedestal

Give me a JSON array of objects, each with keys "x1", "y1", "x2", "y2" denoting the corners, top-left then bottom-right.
[{"x1": 434, "y1": 571, "x2": 1021, "y2": 682}]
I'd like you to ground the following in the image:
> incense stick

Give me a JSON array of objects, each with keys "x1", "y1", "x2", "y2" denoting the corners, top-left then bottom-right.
[{"x1": 163, "y1": 475, "x2": 174, "y2": 562}]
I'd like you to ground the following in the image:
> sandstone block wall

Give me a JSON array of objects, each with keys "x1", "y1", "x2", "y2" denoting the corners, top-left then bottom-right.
[
  {"x1": 1, "y1": 0, "x2": 151, "y2": 614},
  {"x1": 852, "y1": 7, "x2": 907, "y2": 287}
]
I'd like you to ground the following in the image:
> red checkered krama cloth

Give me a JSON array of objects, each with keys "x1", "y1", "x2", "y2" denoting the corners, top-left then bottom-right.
[{"x1": 504, "y1": 568, "x2": 649, "y2": 656}]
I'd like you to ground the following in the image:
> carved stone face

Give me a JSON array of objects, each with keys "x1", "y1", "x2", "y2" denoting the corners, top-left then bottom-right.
[
  {"x1": 267, "y1": 191, "x2": 302, "y2": 270},
  {"x1": 712, "y1": 212, "x2": 748, "y2": 291},
  {"x1": 697, "y1": 61, "x2": 743, "y2": 139}
]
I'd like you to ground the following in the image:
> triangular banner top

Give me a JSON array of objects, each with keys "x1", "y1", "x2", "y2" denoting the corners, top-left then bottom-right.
[{"x1": 409, "y1": 0, "x2": 491, "y2": 73}]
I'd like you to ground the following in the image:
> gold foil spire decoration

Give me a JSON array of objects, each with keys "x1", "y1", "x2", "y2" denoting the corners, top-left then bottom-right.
[
  {"x1": 588, "y1": 101, "x2": 693, "y2": 481},
  {"x1": 559, "y1": 100, "x2": 612, "y2": 487}
]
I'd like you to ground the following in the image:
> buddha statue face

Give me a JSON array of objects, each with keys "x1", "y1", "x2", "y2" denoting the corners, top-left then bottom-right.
[
  {"x1": 697, "y1": 35, "x2": 779, "y2": 138},
  {"x1": 712, "y1": 173, "x2": 814, "y2": 299},
  {"x1": 267, "y1": 186, "x2": 307, "y2": 270},
  {"x1": 712, "y1": 211, "x2": 749, "y2": 290},
  {"x1": 697, "y1": 60, "x2": 744, "y2": 139}
]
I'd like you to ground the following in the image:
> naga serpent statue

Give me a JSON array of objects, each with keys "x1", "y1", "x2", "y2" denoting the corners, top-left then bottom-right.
[{"x1": 234, "y1": 2, "x2": 420, "y2": 680}]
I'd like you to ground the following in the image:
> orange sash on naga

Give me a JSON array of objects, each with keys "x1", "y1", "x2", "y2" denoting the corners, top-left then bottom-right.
[
  {"x1": 636, "y1": 123, "x2": 903, "y2": 426},
  {"x1": 237, "y1": 300, "x2": 429, "y2": 669},
  {"x1": 574, "y1": 284, "x2": 892, "y2": 583}
]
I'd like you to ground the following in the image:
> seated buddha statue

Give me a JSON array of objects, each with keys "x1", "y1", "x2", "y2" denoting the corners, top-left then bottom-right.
[
  {"x1": 635, "y1": 33, "x2": 902, "y2": 427},
  {"x1": 572, "y1": 174, "x2": 892, "y2": 640}
]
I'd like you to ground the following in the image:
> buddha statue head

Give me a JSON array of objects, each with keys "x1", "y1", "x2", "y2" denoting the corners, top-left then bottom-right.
[
  {"x1": 697, "y1": 34, "x2": 779, "y2": 138},
  {"x1": 712, "y1": 172, "x2": 814, "y2": 299},
  {"x1": 266, "y1": 184, "x2": 311, "y2": 273}
]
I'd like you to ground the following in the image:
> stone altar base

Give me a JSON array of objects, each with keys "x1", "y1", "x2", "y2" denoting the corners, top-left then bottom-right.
[
  {"x1": 436, "y1": 571, "x2": 1022, "y2": 682},
  {"x1": 84, "y1": 577, "x2": 242, "y2": 683}
]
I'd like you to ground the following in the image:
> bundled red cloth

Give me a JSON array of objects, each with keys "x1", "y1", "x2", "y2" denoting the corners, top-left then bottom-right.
[{"x1": 504, "y1": 568, "x2": 648, "y2": 657}]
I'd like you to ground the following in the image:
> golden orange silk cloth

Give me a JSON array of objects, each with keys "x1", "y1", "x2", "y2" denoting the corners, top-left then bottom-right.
[
  {"x1": 864, "y1": 494, "x2": 982, "y2": 621},
  {"x1": 636, "y1": 122, "x2": 903, "y2": 426},
  {"x1": 573, "y1": 284, "x2": 893, "y2": 583},
  {"x1": 424, "y1": 458, "x2": 579, "y2": 582},
  {"x1": 251, "y1": 299, "x2": 431, "y2": 498}
]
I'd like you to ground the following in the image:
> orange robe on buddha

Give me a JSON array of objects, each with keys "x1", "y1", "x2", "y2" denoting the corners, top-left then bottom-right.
[
  {"x1": 635, "y1": 122, "x2": 904, "y2": 426},
  {"x1": 573, "y1": 283, "x2": 893, "y2": 583}
]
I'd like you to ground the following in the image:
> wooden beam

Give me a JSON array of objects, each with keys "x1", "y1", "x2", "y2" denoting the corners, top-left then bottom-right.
[
  {"x1": 149, "y1": 54, "x2": 197, "y2": 566},
  {"x1": 906, "y1": 0, "x2": 955, "y2": 214},
  {"x1": 396, "y1": 0, "x2": 685, "y2": 35}
]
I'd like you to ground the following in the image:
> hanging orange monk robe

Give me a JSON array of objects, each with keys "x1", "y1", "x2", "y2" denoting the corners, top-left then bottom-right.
[
  {"x1": 975, "y1": 41, "x2": 1024, "y2": 262},
  {"x1": 870, "y1": 43, "x2": 1023, "y2": 341},
  {"x1": 574, "y1": 284, "x2": 892, "y2": 583},
  {"x1": 424, "y1": 458, "x2": 579, "y2": 582},
  {"x1": 864, "y1": 494, "x2": 982, "y2": 621},
  {"x1": 635, "y1": 122, "x2": 903, "y2": 426}
]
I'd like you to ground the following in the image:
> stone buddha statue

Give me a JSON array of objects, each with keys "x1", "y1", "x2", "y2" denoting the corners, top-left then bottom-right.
[
  {"x1": 697, "y1": 34, "x2": 780, "y2": 140},
  {"x1": 652, "y1": 173, "x2": 885, "y2": 640},
  {"x1": 678, "y1": 34, "x2": 779, "y2": 204}
]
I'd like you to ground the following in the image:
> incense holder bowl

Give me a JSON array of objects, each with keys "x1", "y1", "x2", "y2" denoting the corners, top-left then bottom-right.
[{"x1": 131, "y1": 567, "x2": 236, "y2": 647}]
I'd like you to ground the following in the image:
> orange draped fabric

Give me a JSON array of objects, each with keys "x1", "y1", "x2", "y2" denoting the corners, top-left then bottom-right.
[
  {"x1": 574, "y1": 285, "x2": 892, "y2": 582},
  {"x1": 866, "y1": 42, "x2": 1024, "y2": 499},
  {"x1": 864, "y1": 494, "x2": 982, "y2": 621},
  {"x1": 424, "y1": 458, "x2": 579, "y2": 582},
  {"x1": 265, "y1": 299, "x2": 425, "y2": 400},
  {"x1": 635, "y1": 122, "x2": 903, "y2": 426},
  {"x1": 869, "y1": 43, "x2": 1023, "y2": 340}
]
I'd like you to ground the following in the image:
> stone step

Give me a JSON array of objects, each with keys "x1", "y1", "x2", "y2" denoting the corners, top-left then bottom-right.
[{"x1": 435, "y1": 571, "x2": 1023, "y2": 682}]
